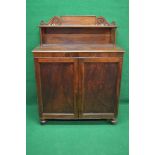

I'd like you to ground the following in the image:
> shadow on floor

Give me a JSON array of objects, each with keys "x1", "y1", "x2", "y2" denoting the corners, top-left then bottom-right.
[{"x1": 41, "y1": 119, "x2": 115, "y2": 126}]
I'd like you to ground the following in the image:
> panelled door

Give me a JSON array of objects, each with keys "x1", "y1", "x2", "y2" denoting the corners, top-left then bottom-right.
[
  {"x1": 35, "y1": 56, "x2": 122, "y2": 120},
  {"x1": 78, "y1": 57, "x2": 122, "y2": 119},
  {"x1": 35, "y1": 57, "x2": 78, "y2": 119}
]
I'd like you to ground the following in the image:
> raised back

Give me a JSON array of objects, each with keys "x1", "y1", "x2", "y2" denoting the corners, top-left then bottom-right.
[
  {"x1": 57, "y1": 16, "x2": 96, "y2": 25},
  {"x1": 39, "y1": 16, "x2": 117, "y2": 46}
]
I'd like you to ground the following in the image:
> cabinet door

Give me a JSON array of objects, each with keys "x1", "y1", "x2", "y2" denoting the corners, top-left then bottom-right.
[
  {"x1": 35, "y1": 58, "x2": 78, "y2": 119},
  {"x1": 79, "y1": 57, "x2": 122, "y2": 119}
]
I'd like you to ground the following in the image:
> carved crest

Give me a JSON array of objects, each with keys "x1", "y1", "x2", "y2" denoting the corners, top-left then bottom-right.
[
  {"x1": 48, "y1": 16, "x2": 61, "y2": 25},
  {"x1": 40, "y1": 16, "x2": 116, "y2": 26},
  {"x1": 96, "y1": 16, "x2": 110, "y2": 26},
  {"x1": 40, "y1": 16, "x2": 62, "y2": 26}
]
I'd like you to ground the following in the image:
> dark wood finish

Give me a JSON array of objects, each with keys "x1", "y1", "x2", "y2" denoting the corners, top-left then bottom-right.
[
  {"x1": 33, "y1": 16, "x2": 124, "y2": 124},
  {"x1": 78, "y1": 58, "x2": 121, "y2": 119},
  {"x1": 40, "y1": 16, "x2": 116, "y2": 26},
  {"x1": 33, "y1": 44, "x2": 123, "y2": 52},
  {"x1": 35, "y1": 58, "x2": 78, "y2": 119},
  {"x1": 39, "y1": 16, "x2": 117, "y2": 47},
  {"x1": 41, "y1": 28, "x2": 112, "y2": 45}
]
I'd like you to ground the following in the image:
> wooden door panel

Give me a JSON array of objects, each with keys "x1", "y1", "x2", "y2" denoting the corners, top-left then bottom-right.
[
  {"x1": 37, "y1": 58, "x2": 78, "y2": 119},
  {"x1": 83, "y1": 62, "x2": 117, "y2": 113},
  {"x1": 79, "y1": 57, "x2": 122, "y2": 119}
]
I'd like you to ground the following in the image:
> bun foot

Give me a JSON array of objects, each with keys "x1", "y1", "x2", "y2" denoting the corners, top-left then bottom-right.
[
  {"x1": 110, "y1": 118, "x2": 117, "y2": 125},
  {"x1": 40, "y1": 119, "x2": 47, "y2": 125}
]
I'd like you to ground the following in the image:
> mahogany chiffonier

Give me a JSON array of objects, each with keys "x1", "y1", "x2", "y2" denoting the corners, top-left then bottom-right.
[{"x1": 33, "y1": 16, "x2": 124, "y2": 124}]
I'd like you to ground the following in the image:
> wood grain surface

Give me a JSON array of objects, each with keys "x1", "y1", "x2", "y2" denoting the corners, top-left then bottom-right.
[{"x1": 33, "y1": 16, "x2": 124, "y2": 122}]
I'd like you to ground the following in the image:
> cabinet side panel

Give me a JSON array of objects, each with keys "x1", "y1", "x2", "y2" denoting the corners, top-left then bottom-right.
[
  {"x1": 83, "y1": 62, "x2": 118, "y2": 113},
  {"x1": 40, "y1": 63, "x2": 74, "y2": 113}
]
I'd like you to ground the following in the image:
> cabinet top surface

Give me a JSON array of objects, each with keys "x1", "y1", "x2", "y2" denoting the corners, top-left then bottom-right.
[{"x1": 33, "y1": 44, "x2": 124, "y2": 52}]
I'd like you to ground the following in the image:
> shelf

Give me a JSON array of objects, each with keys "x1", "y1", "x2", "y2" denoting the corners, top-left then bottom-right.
[{"x1": 33, "y1": 44, "x2": 124, "y2": 52}]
